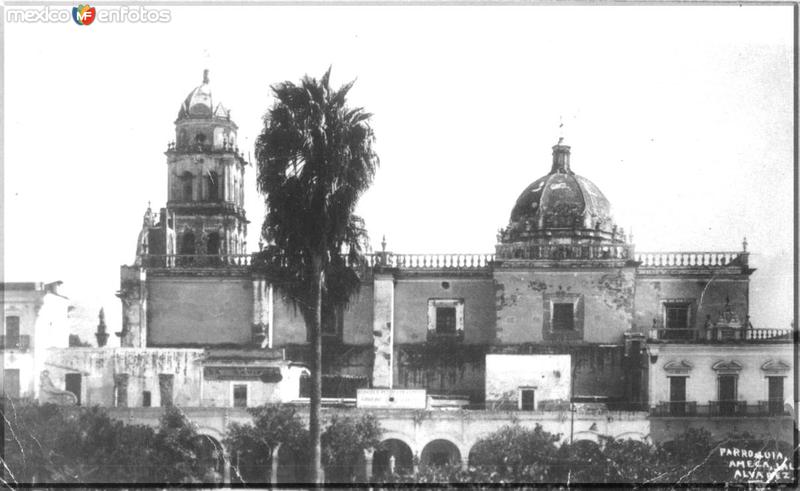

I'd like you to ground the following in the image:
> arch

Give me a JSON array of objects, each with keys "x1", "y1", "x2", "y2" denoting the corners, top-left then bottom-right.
[
  {"x1": 206, "y1": 171, "x2": 219, "y2": 201},
  {"x1": 373, "y1": 438, "x2": 414, "y2": 478},
  {"x1": 613, "y1": 431, "x2": 648, "y2": 442},
  {"x1": 420, "y1": 439, "x2": 461, "y2": 468},
  {"x1": 181, "y1": 172, "x2": 194, "y2": 201},
  {"x1": 275, "y1": 443, "x2": 310, "y2": 484},
  {"x1": 180, "y1": 231, "x2": 196, "y2": 255},
  {"x1": 207, "y1": 232, "x2": 221, "y2": 255},
  {"x1": 572, "y1": 431, "x2": 600, "y2": 443},
  {"x1": 193, "y1": 432, "x2": 225, "y2": 483}
]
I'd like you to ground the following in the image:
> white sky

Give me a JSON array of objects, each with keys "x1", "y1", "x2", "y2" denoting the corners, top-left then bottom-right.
[{"x1": 4, "y1": 5, "x2": 794, "y2": 344}]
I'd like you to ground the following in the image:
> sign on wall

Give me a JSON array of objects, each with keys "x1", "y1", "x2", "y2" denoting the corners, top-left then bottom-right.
[{"x1": 203, "y1": 366, "x2": 282, "y2": 382}]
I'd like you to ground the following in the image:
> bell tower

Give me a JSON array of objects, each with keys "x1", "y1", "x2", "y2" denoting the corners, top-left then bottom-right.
[{"x1": 165, "y1": 69, "x2": 249, "y2": 263}]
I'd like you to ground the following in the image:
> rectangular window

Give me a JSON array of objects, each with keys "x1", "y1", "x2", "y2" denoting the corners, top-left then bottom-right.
[
  {"x1": 427, "y1": 299, "x2": 465, "y2": 339},
  {"x1": 159, "y1": 374, "x2": 174, "y2": 407},
  {"x1": 142, "y1": 391, "x2": 152, "y2": 407},
  {"x1": 436, "y1": 307, "x2": 457, "y2": 334},
  {"x1": 5, "y1": 316, "x2": 20, "y2": 347},
  {"x1": 4, "y1": 369, "x2": 20, "y2": 398},
  {"x1": 669, "y1": 376, "x2": 687, "y2": 415},
  {"x1": 664, "y1": 303, "x2": 691, "y2": 340},
  {"x1": 114, "y1": 374, "x2": 129, "y2": 408},
  {"x1": 65, "y1": 373, "x2": 82, "y2": 406},
  {"x1": 768, "y1": 377, "x2": 784, "y2": 415},
  {"x1": 233, "y1": 384, "x2": 248, "y2": 408},
  {"x1": 718, "y1": 375, "x2": 737, "y2": 416},
  {"x1": 519, "y1": 388, "x2": 535, "y2": 411},
  {"x1": 552, "y1": 303, "x2": 575, "y2": 331},
  {"x1": 321, "y1": 303, "x2": 343, "y2": 336}
]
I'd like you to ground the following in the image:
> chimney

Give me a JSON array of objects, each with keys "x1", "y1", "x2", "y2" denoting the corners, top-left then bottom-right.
[{"x1": 550, "y1": 137, "x2": 571, "y2": 174}]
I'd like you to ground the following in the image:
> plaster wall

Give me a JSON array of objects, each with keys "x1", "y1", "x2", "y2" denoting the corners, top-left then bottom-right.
[
  {"x1": 493, "y1": 268, "x2": 635, "y2": 344},
  {"x1": 147, "y1": 276, "x2": 252, "y2": 346},
  {"x1": 634, "y1": 277, "x2": 749, "y2": 332},
  {"x1": 393, "y1": 277, "x2": 495, "y2": 344},
  {"x1": 648, "y1": 344, "x2": 794, "y2": 409},
  {"x1": 43, "y1": 348, "x2": 204, "y2": 407},
  {"x1": 485, "y1": 354, "x2": 571, "y2": 406}
]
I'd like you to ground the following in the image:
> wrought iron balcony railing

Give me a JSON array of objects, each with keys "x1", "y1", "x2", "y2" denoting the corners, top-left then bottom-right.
[
  {"x1": 758, "y1": 400, "x2": 788, "y2": 416},
  {"x1": 709, "y1": 400, "x2": 747, "y2": 417},
  {"x1": 0, "y1": 335, "x2": 30, "y2": 350}
]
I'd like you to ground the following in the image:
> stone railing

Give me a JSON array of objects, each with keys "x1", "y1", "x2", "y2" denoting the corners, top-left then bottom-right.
[
  {"x1": 496, "y1": 243, "x2": 632, "y2": 261},
  {"x1": 142, "y1": 254, "x2": 253, "y2": 268},
  {"x1": 745, "y1": 328, "x2": 794, "y2": 341},
  {"x1": 636, "y1": 252, "x2": 744, "y2": 267},
  {"x1": 365, "y1": 253, "x2": 495, "y2": 269}
]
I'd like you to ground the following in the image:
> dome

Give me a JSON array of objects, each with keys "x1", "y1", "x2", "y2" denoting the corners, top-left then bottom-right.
[
  {"x1": 177, "y1": 70, "x2": 230, "y2": 120},
  {"x1": 501, "y1": 139, "x2": 621, "y2": 244}
]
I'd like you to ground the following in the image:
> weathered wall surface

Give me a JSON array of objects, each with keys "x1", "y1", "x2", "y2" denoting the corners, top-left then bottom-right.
[
  {"x1": 493, "y1": 267, "x2": 636, "y2": 344},
  {"x1": 394, "y1": 344, "x2": 485, "y2": 401},
  {"x1": 393, "y1": 277, "x2": 495, "y2": 344},
  {"x1": 147, "y1": 275, "x2": 252, "y2": 346},
  {"x1": 634, "y1": 276, "x2": 749, "y2": 332},
  {"x1": 270, "y1": 283, "x2": 375, "y2": 346},
  {"x1": 485, "y1": 354, "x2": 571, "y2": 406},
  {"x1": 201, "y1": 365, "x2": 307, "y2": 407},
  {"x1": 489, "y1": 345, "x2": 629, "y2": 400},
  {"x1": 44, "y1": 348, "x2": 204, "y2": 407},
  {"x1": 649, "y1": 344, "x2": 794, "y2": 409}
]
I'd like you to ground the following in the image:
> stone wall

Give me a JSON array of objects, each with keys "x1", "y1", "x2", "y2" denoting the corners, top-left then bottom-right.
[
  {"x1": 393, "y1": 276, "x2": 495, "y2": 344},
  {"x1": 147, "y1": 275, "x2": 252, "y2": 346},
  {"x1": 648, "y1": 344, "x2": 794, "y2": 410},
  {"x1": 493, "y1": 267, "x2": 636, "y2": 344},
  {"x1": 43, "y1": 348, "x2": 204, "y2": 407},
  {"x1": 634, "y1": 276, "x2": 749, "y2": 332}
]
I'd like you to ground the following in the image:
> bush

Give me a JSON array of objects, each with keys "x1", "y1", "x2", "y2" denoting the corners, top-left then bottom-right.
[
  {"x1": 321, "y1": 412, "x2": 382, "y2": 483},
  {"x1": 468, "y1": 424, "x2": 561, "y2": 482},
  {"x1": 224, "y1": 404, "x2": 309, "y2": 484}
]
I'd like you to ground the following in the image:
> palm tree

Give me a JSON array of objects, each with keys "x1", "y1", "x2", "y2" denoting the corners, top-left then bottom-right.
[{"x1": 254, "y1": 67, "x2": 379, "y2": 484}]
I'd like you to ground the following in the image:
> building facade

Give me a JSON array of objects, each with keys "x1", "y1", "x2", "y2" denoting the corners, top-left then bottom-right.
[{"x1": 4, "y1": 71, "x2": 794, "y2": 482}]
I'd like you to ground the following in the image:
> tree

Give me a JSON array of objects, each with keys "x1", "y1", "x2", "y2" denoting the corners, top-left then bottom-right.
[
  {"x1": 321, "y1": 413, "x2": 382, "y2": 483},
  {"x1": 150, "y1": 406, "x2": 207, "y2": 484},
  {"x1": 254, "y1": 67, "x2": 379, "y2": 483},
  {"x1": 468, "y1": 424, "x2": 561, "y2": 482},
  {"x1": 224, "y1": 404, "x2": 309, "y2": 483}
]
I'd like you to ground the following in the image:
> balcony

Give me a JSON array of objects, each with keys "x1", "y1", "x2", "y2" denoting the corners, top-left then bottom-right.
[
  {"x1": 0, "y1": 335, "x2": 30, "y2": 350},
  {"x1": 495, "y1": 243, "x2": 632, "y2": 261},
  {"x1": 141, "y1": 254, "x2": 253, "y2": 269},
  {"x1": 758, "y1": 400, "x2": 789, "y2": 416},
  {"x1": 652, "y1": 400, "x2": 790, "y2": 418},
  {"x1": 709, "y1": 400, "x2": 747, "y2": 417},
  {"x1": 649, "y1": 327, "x2": 793, "y2": 344}
]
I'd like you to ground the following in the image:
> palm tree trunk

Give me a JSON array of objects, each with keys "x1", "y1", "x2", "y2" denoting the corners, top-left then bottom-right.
[{"x1": 309, "y1": 256, "x2": 324, "y2": 484}]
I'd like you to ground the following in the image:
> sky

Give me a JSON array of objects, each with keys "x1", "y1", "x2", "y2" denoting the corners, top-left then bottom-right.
[{"x1": 3, "y1": 4, "x2": 794, "y2": 344}]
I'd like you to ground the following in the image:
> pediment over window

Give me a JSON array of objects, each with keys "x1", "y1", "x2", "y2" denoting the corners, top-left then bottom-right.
[
  {"x1": 663, "y1": 360, "x2": 693, "y2": 374},
  {"x1": 761, "y1": 360, "x2": 791, "y2": 373},
  {"x1": 712, "y1": 360, "x2": 743, "y2": 372}
]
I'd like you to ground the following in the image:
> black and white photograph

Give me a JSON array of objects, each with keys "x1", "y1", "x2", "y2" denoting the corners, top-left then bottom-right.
[{"x1": 2, "y1": 2, "x2": 796, "y2": 487}]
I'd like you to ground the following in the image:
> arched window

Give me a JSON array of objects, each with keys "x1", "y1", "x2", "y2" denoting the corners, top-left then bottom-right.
[
  {"x1": 181, "y1": 172, "x2": 193, "y2": 201},
  {"x1": 180, "y1": 231, "x2": 196, "y2": 255},
  {"x1": 207, "y1": 232, "x2": 220, "y2": 255},
  {"x1": 206, "y1": 172, "x2": 218, "y2": 201}
]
